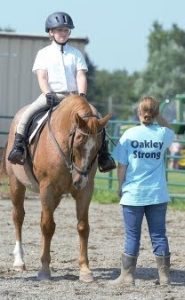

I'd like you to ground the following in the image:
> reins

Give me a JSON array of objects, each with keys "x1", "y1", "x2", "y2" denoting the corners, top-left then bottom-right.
[
  {"x1": 47, "y1": 108, "x2": 103, "y2": 176},
  {"x1": 47, "y1": 108, "x2": 73, "y2": 171}
]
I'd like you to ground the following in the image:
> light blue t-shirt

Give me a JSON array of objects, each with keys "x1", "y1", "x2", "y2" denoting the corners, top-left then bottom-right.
[{"x1": 113, "y1": 124, "x2": 175, "y2": 206}]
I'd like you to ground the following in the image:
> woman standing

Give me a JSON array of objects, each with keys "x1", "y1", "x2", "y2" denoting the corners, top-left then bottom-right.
[{"x1": 112, "y1": 96, "x2": 175, "y2": 286}]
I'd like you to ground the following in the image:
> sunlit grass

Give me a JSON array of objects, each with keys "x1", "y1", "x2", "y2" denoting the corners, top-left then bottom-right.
[
  {"x1": 93, "y1": 169, "x2": 185, "y2": 209},
  {"x1": 1, "y1": 170, "x2": 185, "y2": 209}
]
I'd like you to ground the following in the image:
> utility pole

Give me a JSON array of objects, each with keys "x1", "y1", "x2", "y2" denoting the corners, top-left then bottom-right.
[{"x1": 108, "y1": 96, "x2": 113, "y2": 113}]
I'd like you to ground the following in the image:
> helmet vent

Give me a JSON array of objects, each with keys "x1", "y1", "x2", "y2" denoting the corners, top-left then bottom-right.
[
  {"x1": 63, "y1": 15, "x2": 67, "y2": 24},
  {"x1": 55, "y1": 16, "x2": 60, "y2": 23}
]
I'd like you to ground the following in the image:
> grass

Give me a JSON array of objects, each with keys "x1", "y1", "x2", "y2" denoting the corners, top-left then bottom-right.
[
  {"x1": 0, "y1": 176, "x2": 9, "y2": 196},
  {"x1": 169, "y1": 199, "x2": 185, "y2": 210},
  {"x1": 92, "y1": 189, "x2": 119, "y2": 204},
  {"x1": 93, "y1": 169, "x2": 185, "y2": 210},
  {"x1": 1, "y1": 170, "x2": 185, "y2": 209}
]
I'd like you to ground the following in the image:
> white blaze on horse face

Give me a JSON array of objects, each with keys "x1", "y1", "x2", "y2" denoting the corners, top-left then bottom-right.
[
  {"x1": 84, "y1": 136, "x2": 96, "y2": 166},
  {"x1": 79, "y1": 136, "x2": 96, "y2": 189}
]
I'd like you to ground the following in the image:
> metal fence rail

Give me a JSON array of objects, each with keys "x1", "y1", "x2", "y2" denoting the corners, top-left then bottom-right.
[
  {"x1": 96, "y1": 120, "x2": 185, "y2": 201},
  {"x1": 0, "y1": 117, "x2": 185, "y2": 200}
]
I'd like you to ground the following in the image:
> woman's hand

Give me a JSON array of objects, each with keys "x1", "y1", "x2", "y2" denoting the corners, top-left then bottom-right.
[{"x1": 118, "y1": 189, "x2": 123, "y2": 198}]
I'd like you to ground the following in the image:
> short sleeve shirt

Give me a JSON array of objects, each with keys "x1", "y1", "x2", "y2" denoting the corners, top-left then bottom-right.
[
  {"x1": 32, "y1": 41, "x2": 88, "y2": 92},
  {"x1": 113, "y1": 124, "x2": 175, "y2": 206}
]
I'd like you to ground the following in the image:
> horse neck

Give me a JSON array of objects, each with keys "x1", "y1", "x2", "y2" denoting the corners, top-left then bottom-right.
[
  {"x1": 63, "y1": 98, "x2": 91, "y2": 117},
  {"x1": 53, "y1": 98, "x2": 92, "y2": 133}
]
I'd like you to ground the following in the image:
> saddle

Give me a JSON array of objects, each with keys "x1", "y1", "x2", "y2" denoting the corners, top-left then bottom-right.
[
  {"x1": 19, "y1": 107, "x2": 55, "y2": 186},
  {"x1": 24, "y1": 106, "x2": 57, "y2": 165},
  {"x1": 27, "y1": 108, "x2": 50, "y2": 144}
]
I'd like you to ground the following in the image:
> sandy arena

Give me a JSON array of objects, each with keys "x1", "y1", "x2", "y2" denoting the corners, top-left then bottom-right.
[{"x1": 0, "y1": 195, "x2": 184, "y2": 299}]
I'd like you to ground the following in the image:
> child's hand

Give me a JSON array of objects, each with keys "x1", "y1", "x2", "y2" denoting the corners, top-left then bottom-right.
[{"x1": 46, "y1": 93, "x2": 60, "y2": 107}]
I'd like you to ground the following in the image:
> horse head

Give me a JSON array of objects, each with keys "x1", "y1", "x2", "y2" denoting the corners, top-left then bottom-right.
[{"x1": 69, "y1": 112, "x2": 112, "y2": 190}]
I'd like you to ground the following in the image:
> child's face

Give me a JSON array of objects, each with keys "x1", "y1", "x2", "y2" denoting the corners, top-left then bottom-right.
[{"x1": 50, "y1": 27, "x2": 71, "y2": 43}]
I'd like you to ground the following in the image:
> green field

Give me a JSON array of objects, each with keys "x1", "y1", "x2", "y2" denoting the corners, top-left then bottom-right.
[
  {"x1": 93, "y1": 170, "x2": 185, "y2": 209},
  {"x1": 1, "y1": 170, "x2": 185, "y2": 209}
]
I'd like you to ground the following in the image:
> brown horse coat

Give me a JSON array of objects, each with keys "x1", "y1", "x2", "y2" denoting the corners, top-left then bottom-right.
[{"x1": 3, "y1": 95, "x2": 112, "y2": 282}]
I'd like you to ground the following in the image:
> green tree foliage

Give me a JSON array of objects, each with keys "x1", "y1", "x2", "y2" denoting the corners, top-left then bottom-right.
[
  {"x1": 86, "y1": 21, "x2": 185, "y2": 119},
  {"x1": 0, "y1": 26, "x2": 15, "y2": 32},
  {"x1": 86, "y1": 65, "x2": 138, "y2": 119},
  {"x1": 95, "y1": 69, "x2": 132, "y2": 118},
  {"x1": 134, "y1": 22, "x2": 185, "y2": 100}
]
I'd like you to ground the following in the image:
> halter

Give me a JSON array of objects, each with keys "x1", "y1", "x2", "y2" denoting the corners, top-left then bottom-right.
[{"x1": 47, "y1": 111, "x2": 103, "y2": 176}]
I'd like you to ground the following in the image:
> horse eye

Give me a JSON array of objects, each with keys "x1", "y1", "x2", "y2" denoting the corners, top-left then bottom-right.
[{"x1": 76, "y1": 134, "x2": 87, "y2": 145}]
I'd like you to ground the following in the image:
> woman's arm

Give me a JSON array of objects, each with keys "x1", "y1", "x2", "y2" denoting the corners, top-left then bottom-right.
[
  {"x1": 155, "y1": 114, "x2": 171, "y2": 129},
  {"x1": 117, "y1": 163, "x2": 127, "y2": 197}
]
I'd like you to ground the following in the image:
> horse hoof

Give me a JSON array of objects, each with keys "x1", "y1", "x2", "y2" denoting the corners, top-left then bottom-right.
[
  {"x1": 13, "y1": 264, "x2": 26, "y2": 272},
  {"x1": 80, "y1": 271, "x2": 94, "y2": 283},
  {"x1": 37, "y1": 270, "x2": 51, "y2": 281}
]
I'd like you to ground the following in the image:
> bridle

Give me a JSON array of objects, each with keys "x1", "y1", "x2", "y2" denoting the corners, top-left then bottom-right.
[
  {"x1": 47, "y1": 111, "x2": 103, "y2": 176},
  {"x1": 68, "y1": 126, "x2": 102, "y2": 176}
]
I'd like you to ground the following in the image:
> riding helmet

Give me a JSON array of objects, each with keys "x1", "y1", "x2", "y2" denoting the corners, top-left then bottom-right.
[{"x1": 45, "y1": 12, "x2": 75, "y2": 32}]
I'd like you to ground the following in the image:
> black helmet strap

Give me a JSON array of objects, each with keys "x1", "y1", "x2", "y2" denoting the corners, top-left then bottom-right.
[{"x1": 53, "y1": 38, "x2": 68, "y2": 53}]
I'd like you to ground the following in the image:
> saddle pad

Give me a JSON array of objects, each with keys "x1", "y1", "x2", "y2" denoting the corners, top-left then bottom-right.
[{"x1": 29, "y1": 111, "x2": 49, "y2": 144}]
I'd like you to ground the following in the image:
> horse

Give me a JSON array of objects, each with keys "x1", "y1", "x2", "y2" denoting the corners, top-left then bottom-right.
[{"x1": 2, "y1": 95, "x2": 112, "y2": 282}]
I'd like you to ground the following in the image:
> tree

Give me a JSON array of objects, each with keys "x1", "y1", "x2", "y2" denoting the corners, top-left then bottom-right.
[
  {"x1": 0, "y1": 26, "x2": 15, "y2": 32},
  {"x1": 92, "y1": 69, "x2": 137, "y2": 118},
  {"x1": 85, "y1": 53, "x2": 139, "y2": 119},
  {"x1": 134, "y1": 22, "x2": 185, "y2": 100}
]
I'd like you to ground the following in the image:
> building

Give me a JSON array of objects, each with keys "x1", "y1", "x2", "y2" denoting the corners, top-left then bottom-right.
[{"x1": 0, "y1": 32, "x2": 89, "y2": 147}]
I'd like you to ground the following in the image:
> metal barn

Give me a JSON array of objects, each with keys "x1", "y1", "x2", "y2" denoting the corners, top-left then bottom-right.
[{"x1": 0, "y1": 32, "x2": 89, "y2": 147}]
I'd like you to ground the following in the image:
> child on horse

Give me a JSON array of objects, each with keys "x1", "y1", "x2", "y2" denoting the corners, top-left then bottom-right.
[
  {"x1": 112, "y1": 96, "x2": 175, "y2": 286},
  {"x1": 8, "y1": 11, "x2": 115, "y2": 172}
]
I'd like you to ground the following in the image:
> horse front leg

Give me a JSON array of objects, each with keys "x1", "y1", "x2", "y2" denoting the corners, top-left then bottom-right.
[
  {"x1": 9, "y1": 175, "x2": 26, "y2": 271},
  {"x1": 38, "y1": 196, "x2": 56, "y2": 280},
  {"x1": 76, "y1": 195, "x2": 94, "y2": 282}
]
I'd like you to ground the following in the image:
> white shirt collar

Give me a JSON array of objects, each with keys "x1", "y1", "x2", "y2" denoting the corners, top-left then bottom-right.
[{"x1": 51, "y1": 41, "x2": 69, "y2": 53}]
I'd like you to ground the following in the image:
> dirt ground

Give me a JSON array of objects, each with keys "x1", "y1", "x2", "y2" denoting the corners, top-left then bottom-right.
[{"x1": 0, "y1": 195, "x2": 184, "y2": 300}]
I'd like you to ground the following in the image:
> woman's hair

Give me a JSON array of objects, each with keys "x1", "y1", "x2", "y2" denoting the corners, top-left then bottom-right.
[{"x1": 138, "y1": 96, "x2": 160, "y2": 124}]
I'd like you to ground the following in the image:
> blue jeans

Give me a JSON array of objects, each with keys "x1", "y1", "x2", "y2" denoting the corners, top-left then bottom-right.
[{"x1": 122, "y1": 203, "x2": 170, "y2": 257}]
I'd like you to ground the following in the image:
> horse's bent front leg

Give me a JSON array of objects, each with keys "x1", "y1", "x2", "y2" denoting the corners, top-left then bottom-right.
[
  {"x1": 76, "y1": 197, "x2": 94, "y2": 282},
  {"x1": 10, "y1": 175, "x2": 26, "y2": 271},
  {"x1": 38, "y1": 206, "x2": 56, "y2": 280}
]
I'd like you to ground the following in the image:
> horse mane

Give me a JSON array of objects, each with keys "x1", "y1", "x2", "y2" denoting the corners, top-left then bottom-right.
[{"x1": 55, "y1": 95, "x2": 99, "y2": 134}]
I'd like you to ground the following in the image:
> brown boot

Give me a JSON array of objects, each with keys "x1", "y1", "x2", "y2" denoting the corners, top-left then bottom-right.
[
  {"x1": 111, "y1": 253, "x2": 137, "y2": 286},
  {"x1": 155, "y1": 255, "x2": 170, "y2": 285}
]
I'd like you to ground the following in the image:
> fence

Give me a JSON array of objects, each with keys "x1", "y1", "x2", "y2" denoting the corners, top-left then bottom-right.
[
  {"x1": 95, "y1": 120, "x2": 185, "y2": 201},
  {"x1": 0, "y1": 117, "x2": 185, "y2": 200}
]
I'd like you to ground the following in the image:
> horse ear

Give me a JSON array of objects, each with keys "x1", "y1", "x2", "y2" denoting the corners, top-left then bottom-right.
[
  {"x1": 74, "y1": 113, "x2": 87, "y2": 128},
  {"x1": 98, "y1": 113, "x2": 112, "y2": 128}
]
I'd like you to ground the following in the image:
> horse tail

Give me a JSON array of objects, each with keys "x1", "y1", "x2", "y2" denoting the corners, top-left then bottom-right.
[{"x1": 0, "y1": 142, "x2": 8, "y2": 177}]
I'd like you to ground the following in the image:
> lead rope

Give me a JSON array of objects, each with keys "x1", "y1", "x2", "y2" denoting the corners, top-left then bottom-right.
[{"x1": 105, "y1": 130, "x2": 117, "y2": 147}]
